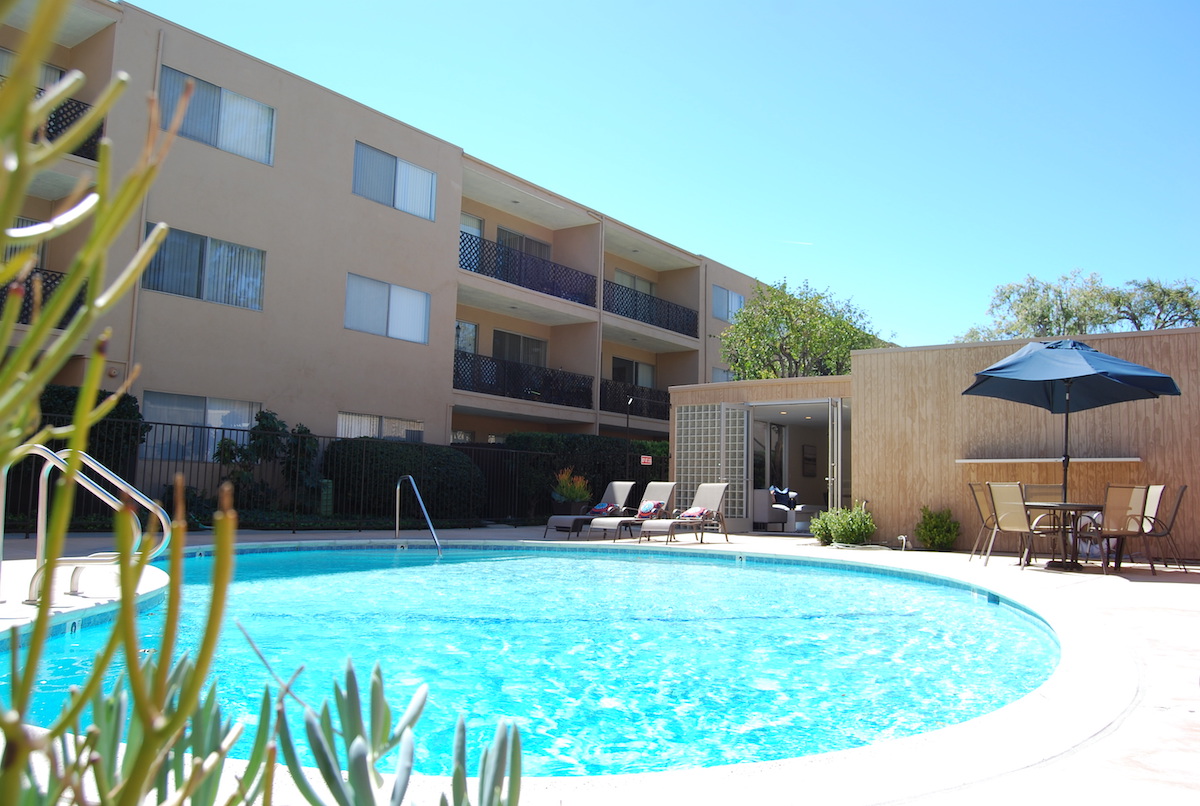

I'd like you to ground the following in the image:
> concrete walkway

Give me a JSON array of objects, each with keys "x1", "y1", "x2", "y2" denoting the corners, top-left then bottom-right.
[{"x1": 2, "y1": 525, "x2": 1197, "y2": 804}]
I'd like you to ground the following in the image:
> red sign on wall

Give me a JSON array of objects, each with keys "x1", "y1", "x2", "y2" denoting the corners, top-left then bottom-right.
[{"x1": 640, "y1": 455, "x2": 653, "y2": 466}]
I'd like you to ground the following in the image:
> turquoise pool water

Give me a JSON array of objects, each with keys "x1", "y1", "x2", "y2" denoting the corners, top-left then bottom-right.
[{"x1": 5, "y1": 547, "x2": 1059, "y2": 776}]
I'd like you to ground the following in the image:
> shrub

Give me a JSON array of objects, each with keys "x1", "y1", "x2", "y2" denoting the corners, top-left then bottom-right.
[
  {"x1": 811, "y1": 502, "x2": 877, "y2": 545},
  {"x1": 322, "y1": 438, "x2": 486, "y2": 520},
  {"x1": 915, "y1": 505, "x2": 961, "y2": 551}
]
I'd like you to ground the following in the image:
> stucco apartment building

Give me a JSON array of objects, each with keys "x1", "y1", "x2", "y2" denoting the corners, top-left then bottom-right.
[{"x1": 5, "y1": 0, "x2": 761, "y2": 446}]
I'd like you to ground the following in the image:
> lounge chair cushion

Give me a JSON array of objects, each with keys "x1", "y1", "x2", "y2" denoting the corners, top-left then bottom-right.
[
  {"x1": 589, "y1": 502, "x2": 618, "y2": 515},
  {"x1": 636, "y1": 501, "x2": 666, "y2": 519},
  {"x1": 680, "y1": 506, "x2": 711, "y2": 519}
]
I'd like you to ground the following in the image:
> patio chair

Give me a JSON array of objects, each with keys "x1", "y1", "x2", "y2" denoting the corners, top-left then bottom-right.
[
  {"x1": 1124, "y1": 485, "x2": 1188, "y2": 575},
  {"x1": 586, "y1": 481, "x2": 676, "y2": 540},
  {"x1": 542, "y1": 481, "x2": 635, "y2": 539},
  {"x1": 985, "y1": 482, "x2": 1058, "y2": 567},
  {"x1": 1022, "y1": 483, "x2": 1067, "y2": 563},
  {"x1": 1078, "y1": 484, "x2": 1149, "y2": 574},
  {"x1": 968, "y1": 482, "x2": 997, "y2": 561},
  {"x1": 637, "y1": 482, "x2": 729, "y2": 544}
]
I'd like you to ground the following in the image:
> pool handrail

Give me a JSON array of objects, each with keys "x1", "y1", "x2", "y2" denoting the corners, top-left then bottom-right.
[
  {"x1": 1, "y1": 444, "x2": 172, "y2": 604},
  {"x1": 395, "y1": 475, "x2": 442, "y2": 557}
]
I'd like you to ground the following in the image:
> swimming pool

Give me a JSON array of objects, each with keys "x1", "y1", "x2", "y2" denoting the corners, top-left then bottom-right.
[{"x1": 5, "y1": 544, "x2": 1059, "y2": 777}]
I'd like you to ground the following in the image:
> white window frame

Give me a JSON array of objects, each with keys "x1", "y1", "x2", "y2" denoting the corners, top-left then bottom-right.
[
  {"x1": 141, "y1": 391, "x2": 263, "y2": 461},
  {"x1": 613, "y1": 356, "x2": 655, "y2": 388},
  {"x1": 353, "y1": 141, "x2": 437, "y2": 221},
  {"x1": 615, "y1": 269, "x2": 655, "y2": 296},
  {"x1": 5, "y1": 217, "x2": 45, "y2": 268},
  {"x1": 159, "y1": 66, "x2": 275, "y2": 165},
  {"x1": 337, "y1": 411, "x2": 424, "y2": 442},
  {"x1": 492, "y1": 329, "x2": 546, "y2": 367},
  {"x1": 142, "y1": 224, "x2": 265, "y2": 310},
  {"x1": 344, "y1": 273, "x2": 430, "y2": 344},
  {"x1": 497, "y1": 227, "x2": 550, "y2": 260},
  {"x1": 713, "y1": 284, "x2": 745, "y2": 322},
  {"x1": 455, "y1": 320, "x2": 478, "y2": 353}
]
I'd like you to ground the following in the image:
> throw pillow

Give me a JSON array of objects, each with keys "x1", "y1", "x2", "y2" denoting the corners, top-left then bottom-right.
[
  {"x1": 680, "y1": 506, "x2": 710, "y2": 519},
  {"x1": 636, "y1": 500, "x2": 665, "y2": 519},
  {"x1": 588, "y1": 502, "x2": 617, "y2": 515}
]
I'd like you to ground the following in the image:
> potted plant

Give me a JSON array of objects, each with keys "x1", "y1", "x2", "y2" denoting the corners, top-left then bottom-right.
[{"x1": 550, "y1": 467, "x2": 591, "y2": 514}]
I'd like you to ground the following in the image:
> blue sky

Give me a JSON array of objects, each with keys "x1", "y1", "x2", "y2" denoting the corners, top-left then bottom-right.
[{"x1": 127, "y1": 0, "x2": 1197, "y2": 347}]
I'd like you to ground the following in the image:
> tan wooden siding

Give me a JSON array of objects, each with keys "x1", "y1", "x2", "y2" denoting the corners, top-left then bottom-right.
[{"x1": 853, "y1": 330, "x2": 1200, "y2": 560}]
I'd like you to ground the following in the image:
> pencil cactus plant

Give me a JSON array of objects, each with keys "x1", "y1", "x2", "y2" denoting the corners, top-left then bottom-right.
[{"x1": 0, "y1": 2, "x2": 520, "y2": 804}]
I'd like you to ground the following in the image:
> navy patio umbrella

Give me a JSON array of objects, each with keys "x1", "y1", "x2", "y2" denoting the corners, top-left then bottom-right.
[{"x1": 962, "y1": 339, "x2": 1181, "y2": 499}]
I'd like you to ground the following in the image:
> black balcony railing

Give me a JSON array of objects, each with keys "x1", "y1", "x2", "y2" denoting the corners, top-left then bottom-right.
[
  {"x1": 0, "y1": 269, "x2": 87, "y2": 328},
  {"x1": 453, "y1": 350, "x2": 593, "y2": 409},
  {"x1": 459, "y1": 232, "x2": 596, "y2": 307},
  {"x1": 602, "y1": 280, "x2": 698, "y2": 337},
  {"x1": 600, "y1": 379, "x2": 670, "y2": 421},
  {"x1": 37, "y1": 90, "x2": 103, "y2": 161}
]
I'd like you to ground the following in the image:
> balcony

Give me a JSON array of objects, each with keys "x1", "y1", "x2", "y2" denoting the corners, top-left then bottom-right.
[
  {"x1": 40, "y1": 93, "x2": 103, "y2": 161},
  {"x1": 600, "y1": 380, "x2": 670, "y2": 421},
  {"x1": 453, "y1": 350, "x2": 593, "y2": 409},
  {"x1": 459, "y1": 232, "x2": 596, "y2": 307},
  {"x1": 0, "y1": 269, "x2": 86, "y2": 328},
  {"x1": 603, "y1": 280, "x2": 698, "y2": 338}
]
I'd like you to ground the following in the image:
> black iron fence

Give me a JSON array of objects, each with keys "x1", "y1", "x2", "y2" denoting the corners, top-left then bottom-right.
[
  {"x1": 2, "y1": 417, "x2": 669, "y2": 533},
  {"x1": 458, "y1": 232, "x2": 597, "y2": 307},
  {"x1": 0, "y1": 269, "x2": 87, "y2": 327},
  {"x1": 40, "y1": 93, "x2": 103, "y2": 161},
  {"x1": 602, "y1": 280, "x2": 698, "y2": 337},
  {"x1": 453, "y1": 350, "x2": 593, "y2": 409},
  {"x1": 600, "y1": 380, "x2": 670, "y2": 420}
]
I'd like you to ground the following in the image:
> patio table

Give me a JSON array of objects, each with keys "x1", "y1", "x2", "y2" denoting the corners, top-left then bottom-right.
[{"x1": 1025, "y1": 501, "x2": 1103, "y2": 571}]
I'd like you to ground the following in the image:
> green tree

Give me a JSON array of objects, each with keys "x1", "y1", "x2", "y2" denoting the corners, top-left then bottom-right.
[
  {"x1": 959, "y1": 271, "x2": 1200, "y2": 342},
  {"x1": 958, "y1": 270, "x2": 1116, "y2": 342},
  {"x1": 719, "y1": 280, "x2": 887, "y2": 378},
  {"x1": 1108, "y1": 278, "x2": 1200, "y2": 331}
]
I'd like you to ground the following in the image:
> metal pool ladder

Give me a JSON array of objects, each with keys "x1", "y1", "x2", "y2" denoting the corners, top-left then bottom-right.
[
  {"x1": 0, "y1": 444, "x2": 173, "y2": 604},
  {"x1": 395, "y1": 475, "x2": 442, "y2": 557}
]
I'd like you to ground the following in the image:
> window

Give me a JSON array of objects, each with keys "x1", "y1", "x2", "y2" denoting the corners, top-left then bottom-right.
[
  {"x1": 613, "y1": 357, "x2": 654, "y2": 388},
  {"x1": 713, "y1": 285, "x2": 745, "y2": 322},
  {"x1": 0, "y1": 47, "x2": 64, "y2": 88},
  {"x1": 455, "y1": 321, "x2": 477, "y2": 353},
  {"x1": 159, "y1": 66, "x2": 275, "y2": 164},
  {"x1": 141, "y1": 391, "x2": 262, "y2": 460},
  {"x1": 497, "y1": 227, "x2": 550, "y2": 260},
  {"x1": 493, "y1": 330, "x2": 546, "y2": 366},
  {"x1": 460, "y1": 213, "x2": 482, "y2": 237},
  {"x1": 143, "y1": 225, "x2": 265, "y2": 310},
  {"x1": 615, "y1": 269, "x2": 654, "y2": 296},
  {"x1": 337, "y1": 412, "x2": 424, "y2": 442},
  {"x1": 712, "y1": 367, "x2": 735, "y2": 383},
  {"x1": 344, "y1": 273, "x2": 430, "y2": 343},
  {"x1": 353, "y1": 142, "x2": 437, "y2": 220},
  {"x1": 5, "y1": 217, "x2": 45, "y2": 268}
]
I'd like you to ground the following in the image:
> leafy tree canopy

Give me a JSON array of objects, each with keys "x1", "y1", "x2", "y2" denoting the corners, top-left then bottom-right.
[
  {"x1": 958, "y1": 271, "x2": 1200, "y2": 342},
  {"x1": 719, "y1": 281, "x2": 889, "y2": 379}
]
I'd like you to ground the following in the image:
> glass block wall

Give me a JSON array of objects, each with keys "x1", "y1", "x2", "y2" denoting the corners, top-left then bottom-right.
[{"x1": 674, "y1": 403, "x2": 747, "y2": 519}]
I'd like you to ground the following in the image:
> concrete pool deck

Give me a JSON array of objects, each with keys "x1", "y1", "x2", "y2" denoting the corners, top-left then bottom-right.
[{"x1": 1, "y1": 525, "x2": 1197, "y2": 804}]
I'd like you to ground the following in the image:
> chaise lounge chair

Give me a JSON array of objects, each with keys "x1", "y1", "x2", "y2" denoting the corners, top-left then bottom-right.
[
  {"x1": 586, "y1": 481, "x2": 677, "y2": 540},
  {"x1": 637, "y1": 482, "x2": 729, "y2": 544},
  {"x1": 542, "y1": 481, "x2": 636, "y2": 539}
]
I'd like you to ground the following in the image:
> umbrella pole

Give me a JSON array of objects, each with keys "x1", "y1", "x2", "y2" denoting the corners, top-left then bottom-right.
[{"x1": 1062, "y1": 380, "x2": 1072, "y2": 501}]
